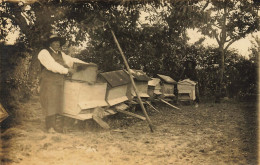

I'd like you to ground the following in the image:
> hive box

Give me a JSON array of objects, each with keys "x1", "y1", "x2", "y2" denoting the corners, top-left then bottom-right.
[
  {"x1": 157, "y1": 74, "x2": 176, "y2": 98},
  {"x1": 62, "y1": 80, "x2": 108, "y2": 120},
  {"x1": 177, "y1": 79, "x2": 196, "y2": 101},
  {"x1": 98, "y1": 70, "x2": 130, "y2": 106},
  {"x1": 148, "y1": 78, "x2": 162, "y2": 100},
  {"x1": 125, "y1": 69, "x2": 151, "y2": 101},
  {"x1": 72, "y1": 62, "x2": 98, "y2": 83}
]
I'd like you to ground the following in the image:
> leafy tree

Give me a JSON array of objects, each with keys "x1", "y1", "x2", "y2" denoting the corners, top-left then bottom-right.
[
  {"x1": 0, "y1": 1, "x2": 76, "y2": 94},
  {"x1": 197, "y1": 0, "x2": 259, "y2": 102},
  {"x1": 192, "y1": 45, "x2": 257, "y2": 100}
]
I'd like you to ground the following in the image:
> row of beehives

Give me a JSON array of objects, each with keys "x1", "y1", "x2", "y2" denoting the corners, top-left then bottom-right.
[{"x1": 62, "y1": 63, "x2": 196, "y2": 121}]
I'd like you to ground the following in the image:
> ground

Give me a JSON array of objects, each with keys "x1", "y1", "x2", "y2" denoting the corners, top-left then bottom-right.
[{"x1": 0, "y1": 96, "x2": 258, "y2": 165}]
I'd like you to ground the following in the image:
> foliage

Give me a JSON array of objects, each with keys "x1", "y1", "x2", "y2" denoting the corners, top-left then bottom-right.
[
  {"x1": 248, "y1": 34, "x2": 259, "y2": 64},
  {"x1": 226, "y1": 57, "x2": 257, "y2": 100},
  {"x1": 192, "y1": 0, "x2": 259, "y2": 101},
  {"x1": 195, "y1": 46, "x2": 257, "y2": 100},
  {"x1": 0, "y1": 43, "x2": 32, "y2": 114}
]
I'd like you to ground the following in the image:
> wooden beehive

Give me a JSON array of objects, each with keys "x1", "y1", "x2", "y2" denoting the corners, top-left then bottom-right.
[
  {"x1": 62, "y1": 80, "x2": 108, "y2": 120},
  {"x1": 98, "y1": 70, "x2": 130, "y2": 106},
  {"x1": 157, "y1": 74, "x2": 176, "y2": 98},
  {"x1": 177, "y1": 79, "x2": 196, "y2": 101},
  {"x1": 72, "y1": 63, "x2": 98, "y2": 83},
  {"x1": 125, "y1": 69, "x2": 151, "y2": 101},
  {"x1": 148, "y1": 78, "x2": 162, "y2": 99}
]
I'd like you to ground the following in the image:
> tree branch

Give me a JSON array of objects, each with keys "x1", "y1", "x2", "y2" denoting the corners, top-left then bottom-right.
[
  {"x1": 225, "y1": 38, "x2": 232, "y2": 42},
  {"x1": 0, "y1": 11, "x2": 20, "y2": 25},
  {"x1": 224, "y1": 39, "x2": 238, "y2": 52},
  {"x1": 212, "y1": 23, "x2": 221, "y2": 29},
  {"x1": 0, "y1": 10, "x2": 35, "y2": 46},
  {"x1": 201, "y1": 0, "x2": 210, "y2": 11},
  {"x1": 215, "y1": 33, "x2": 220, "y2": 45}
]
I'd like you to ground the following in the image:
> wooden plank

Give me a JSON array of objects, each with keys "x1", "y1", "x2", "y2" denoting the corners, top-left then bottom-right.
[
  {"x1": 110, "y1": 28, "x2": 154, "y2": 132},
  {"x1": 112, "y1": 129, "x2": 127, "y2": 133},
  {"x1": 115, "y1": 109, "x2": 146, "y2": 120},
  {"x1": 160, "y1": 99, "x2": 181, "y2": 110},
  {"x1": 104, "y1": 109, "x2": 117, "y2": 115},
  {"x1": 145, "y1": 101, "x2": 160, "y2": 112},
  {"x1": 62, "y1": 113, "x2": 92, "y2": 120},
  {"x1": 92, "y1": 115, "x2": 110, "y2": 129},
  {"x1": 114, "y1": 103, "x2": 128, "y2": 111}
]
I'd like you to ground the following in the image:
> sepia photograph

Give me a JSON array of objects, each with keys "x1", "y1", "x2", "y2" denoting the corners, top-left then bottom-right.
[{"x1": 0, "y1": 0, "x2": 259, "y2": 164}]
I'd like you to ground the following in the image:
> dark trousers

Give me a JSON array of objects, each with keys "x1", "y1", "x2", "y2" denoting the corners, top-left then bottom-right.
[{"x1": 45, "y1": 115, "x2": 56, "y2": 129}]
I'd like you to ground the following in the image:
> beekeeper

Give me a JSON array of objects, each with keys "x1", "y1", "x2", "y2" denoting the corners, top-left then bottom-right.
[{"x1": 38, "y1": 34, "x2": 86, "y2": 133}]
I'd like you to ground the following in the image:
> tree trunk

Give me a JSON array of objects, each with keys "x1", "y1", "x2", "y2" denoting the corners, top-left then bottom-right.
[
  {"x1": 28, "y1": 49, "x2": 42, "y2": 94},
  {"x1": 215, "y1": 47, "x2": 225, "y2": 103},
  {"x1": 215, "y1": 6, "x2": 227, "y2": 103}
]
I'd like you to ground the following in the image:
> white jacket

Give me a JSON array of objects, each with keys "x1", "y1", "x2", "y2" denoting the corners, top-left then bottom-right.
[{"x1": 38, "y1": 48, "x2": 86, "y2": 74}]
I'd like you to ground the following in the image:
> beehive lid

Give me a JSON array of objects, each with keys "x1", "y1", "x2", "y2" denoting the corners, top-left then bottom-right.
[
  {"x1": 73, "y1": 62, "x2": 97, "y2": 71},
  {"x1": 157, "y1": 74, "x2": 176, "y2": 84},
  {"x1": 99, "y1": 70, "x2": 130, "y2": 87},
  {"x1": 125, "y1": 69, "x2": 151, "y2": 81},
  {"x1": 178, "y1": 79, "x2": 196, "y2": 85},
  {"x1": 148, "y1": 78, "x2": 161, "y2": 86}
]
